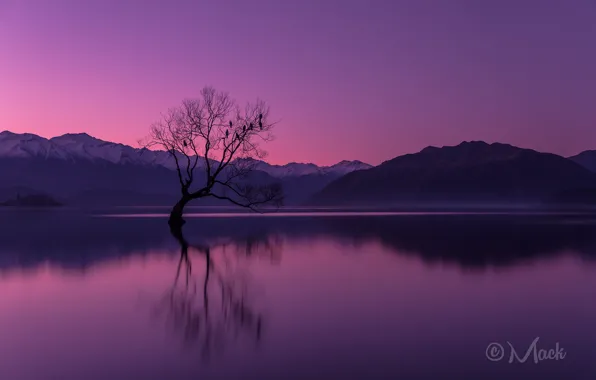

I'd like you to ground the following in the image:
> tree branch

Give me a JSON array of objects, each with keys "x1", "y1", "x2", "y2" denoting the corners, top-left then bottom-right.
[{"x1": 142, "y1": 86, "x2": 282, "y2": 214}]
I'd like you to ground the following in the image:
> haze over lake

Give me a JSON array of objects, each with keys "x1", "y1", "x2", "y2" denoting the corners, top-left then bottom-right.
[{"x1": 1, "y1": 209, "x2": 596, "y2": 380}]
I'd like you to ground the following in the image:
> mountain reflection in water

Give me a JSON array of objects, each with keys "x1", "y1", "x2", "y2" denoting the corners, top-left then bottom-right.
[{"x1": 1, "y1": 210, "x2": 596, "y2": 380}]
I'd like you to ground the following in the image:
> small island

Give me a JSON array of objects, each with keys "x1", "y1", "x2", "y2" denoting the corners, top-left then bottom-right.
[{"x1": 0, "y1": 193, "x2": 63, "y2": 207}]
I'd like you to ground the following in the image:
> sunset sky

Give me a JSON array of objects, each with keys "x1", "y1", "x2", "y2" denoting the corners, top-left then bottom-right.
[{"x1": 1, "y1": 0, "x2": 595, "y2": 165}]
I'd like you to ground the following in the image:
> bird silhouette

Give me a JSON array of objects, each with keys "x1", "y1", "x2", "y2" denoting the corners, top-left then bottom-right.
[
  {"x1": 183, "y1": 140, "x2": 188, "y2": 147},
  {"x1": 243, "y1": 125, "x2": 246, "y2": 132},
  {"x1": 225, "y1": 129, "x2": 229, "y2": 138},
  {"x1": 229, "y1": 121, "x2": 233, "y2": 128}
]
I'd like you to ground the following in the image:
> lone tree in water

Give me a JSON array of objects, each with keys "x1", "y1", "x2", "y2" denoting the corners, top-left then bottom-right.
[{"x1": 144, "y1": 86, "x2": 283, "y2": 227}]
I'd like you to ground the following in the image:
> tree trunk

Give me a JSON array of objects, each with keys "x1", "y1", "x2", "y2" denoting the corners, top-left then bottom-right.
[{"x1": 169, "y1": 195, "x2": 191, "y2": 227}]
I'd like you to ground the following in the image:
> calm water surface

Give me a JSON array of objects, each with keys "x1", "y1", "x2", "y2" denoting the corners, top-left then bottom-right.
[{"x1": 1, "y1": 210, "x2": 596, "y2": 379}]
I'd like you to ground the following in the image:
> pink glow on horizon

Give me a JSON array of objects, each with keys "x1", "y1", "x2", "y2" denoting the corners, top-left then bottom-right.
[{"x1": 1, "y1": 0, "x2": 596, "y2": 165}]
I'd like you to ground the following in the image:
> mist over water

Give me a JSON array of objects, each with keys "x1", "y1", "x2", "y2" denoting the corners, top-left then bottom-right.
[{"x1": 1, "y1": 209, "x2": 596, "y2": 379}]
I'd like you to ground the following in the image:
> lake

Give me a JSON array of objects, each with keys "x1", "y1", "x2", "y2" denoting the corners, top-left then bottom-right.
[{"x1": 1, "y1": 209, "x2": 596, "y2": 379}]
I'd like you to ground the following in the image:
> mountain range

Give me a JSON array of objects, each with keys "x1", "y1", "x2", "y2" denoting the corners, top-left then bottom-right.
[
  {"x1": 2, "y1": 130, "x2": 596, "y2": 208},
  {"x1": 0, "y1": 131, "x2": 371, "y2": 175},
  {"x1": 313, "y1": 141, "x2": 596, "y2": 206},
  {"x1": 0, "y1": 131, "x2": 371, "y2": 206}
]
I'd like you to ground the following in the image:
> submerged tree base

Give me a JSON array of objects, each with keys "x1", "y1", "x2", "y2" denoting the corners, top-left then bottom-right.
[
  {"x1": 169, "y1": 197, "x2": 191, "y2": 228},
  {"x1": 168, "y1": 214, "x2": 186, "y2": 228}
]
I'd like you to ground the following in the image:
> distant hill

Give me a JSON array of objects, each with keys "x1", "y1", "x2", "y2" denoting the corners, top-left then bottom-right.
[
  {"x1": 569, "y1": 150, "x2": 596, "y2": 173},
  {"x1": 310, "y1": 141, "x2": 596, "y2": 206}
]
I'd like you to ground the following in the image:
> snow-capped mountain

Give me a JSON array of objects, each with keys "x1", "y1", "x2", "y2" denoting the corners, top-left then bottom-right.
[
  {"x1": 241, "y1": 158, "x2": 372, "y2": 178},
  {"x1": 0, "y1": 130, "x2": 374, "y2": 206},
  {"x1": 0, "y1": 130, "x2": 372, "y2": 177},
  {"x1": 0, "y1": 131, "x2": 72, "y2": 160},
  {"x1": 324, "y1": 160, "x2": 373, "y2": 176},
  {"x1": 0, "y1": 131, "x2": 185, "y2": 169},
  {"x1": 50, "y1": 133, "x2": 144, "y2": 164}
]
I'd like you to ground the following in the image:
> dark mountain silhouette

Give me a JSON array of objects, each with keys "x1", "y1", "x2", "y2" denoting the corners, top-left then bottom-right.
[
  {"x1": 569, "y1": 150, "x2": 596, "y2": 173},
  {"x1": 0, "y1": 157, "x2": 181, "y2": 204},
  {"x1": 0, "y1": 156, "x2": 348, "y2": 207},
  {"x1": 280, "y1": 172, "x2": 354, "y2": 204},
  {"x1": 2, "y1": 211, "x2": 596, "y2": 272},
  {"x1": 311, "y1": 141, "x2": 596, "y2": 206},
  {"x1": 4, "y1": 132, "x2": 596, "y2": 208}
]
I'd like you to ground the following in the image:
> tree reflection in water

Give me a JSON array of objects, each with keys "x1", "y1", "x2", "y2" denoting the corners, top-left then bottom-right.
[{"x1": 154, "y1": 225, "x2": 282, "y2": 359}]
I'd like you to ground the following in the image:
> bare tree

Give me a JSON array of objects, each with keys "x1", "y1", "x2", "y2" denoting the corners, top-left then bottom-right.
[{"x1": 143, "y1": 86, "x2": 283, "y2": 227}]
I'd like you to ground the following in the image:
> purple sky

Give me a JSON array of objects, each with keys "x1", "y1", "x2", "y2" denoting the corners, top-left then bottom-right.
[{"x1": 1, "y1": 0, "x2": 595, "y2": 165}]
